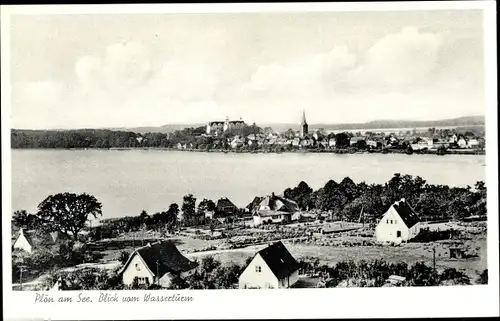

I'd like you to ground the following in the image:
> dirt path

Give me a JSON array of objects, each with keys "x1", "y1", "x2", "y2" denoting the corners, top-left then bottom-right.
[
  {"x1": 187, "y1": 244, "x2": 267, "y2": 258},
  {"x1": 186, "y1": 237, "x2": 309, "y2": 258}
]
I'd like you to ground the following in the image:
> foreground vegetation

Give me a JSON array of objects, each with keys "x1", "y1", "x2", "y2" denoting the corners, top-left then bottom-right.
[{"x1": 34, "y1": 255, "x2": 487, "y2": 290}]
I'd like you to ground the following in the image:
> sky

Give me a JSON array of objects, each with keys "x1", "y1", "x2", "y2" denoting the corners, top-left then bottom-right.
[{"x1": 9, "y1": 10, "x2": 485, "y2": 129}]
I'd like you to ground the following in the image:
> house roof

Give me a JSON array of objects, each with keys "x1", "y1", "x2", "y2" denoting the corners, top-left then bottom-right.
[
  {"x1": 121, "y1": 241, "x2": 198, "y2": 278},
  {"x1": 216, "y1": 198, "x2": 238, "y2": 212},
  {"x1": 12, "y1": 228, "x2": 62, "y2": 249},
  {"x1": 350, "y1": 137, "x2": 365, "y2": 142},
  {"x1": 388, "y1": 275, "x2": 406, "y2": 282},
  {"x1": 246, "y1": 196, "x2": 264, "y2": 211},
  {"x1": 257, "y1": 194, "x2": 299, "y2": 213},
  {"x1": 12, "y1": 229, "x2": 34, "y2": 248},
  {"x1": 255, "y1": 209, "x2": 294, "y2": 217},
  {"x1": 392, "y1": 199, "x2": 420, "y2": 228},
  {"x1": 257, "y1": 241, "x2": 299, "y2": 280}
]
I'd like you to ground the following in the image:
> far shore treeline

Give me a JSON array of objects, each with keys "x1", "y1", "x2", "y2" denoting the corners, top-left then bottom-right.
[{"x1": 10, "y1": 124, "x2": 485, "y2": 153}]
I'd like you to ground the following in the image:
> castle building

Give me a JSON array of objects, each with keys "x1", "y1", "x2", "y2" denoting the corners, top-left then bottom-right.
[
  {"x1": 300, "y1": 110, "x2": 308, "y2": 138},
  {"x1": 206, "y1": 117, "x2": 245, "y2": 136}
]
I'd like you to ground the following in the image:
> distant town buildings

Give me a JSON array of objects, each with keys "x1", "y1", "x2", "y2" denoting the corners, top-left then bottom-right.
[
  {"x1": 173, "y1": 111, "x2": 486, "y2": 153},
  {"x1": 206, "y1": 116, "x2": 245, "y2": 136}
]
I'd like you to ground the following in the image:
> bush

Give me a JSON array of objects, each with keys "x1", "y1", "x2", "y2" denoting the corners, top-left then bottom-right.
[
  {"x1": 439, "y1": 268, "x2": 471, "y2": 285},
  {"x1": 407, "y1": 262, "x2": 440, "y2": 286},
  {"x1": 168, "y1": 274, "x2": 189, "y2": 290},
  {"x1": 476, "y1": 269, "x2": 488, "y2": 284},
  {"x1": 410, "y1": 228, "x2": 460, "y2": 242},
  {"x1": 119, "y1": 251, "x2": 130, "y2": 265}
]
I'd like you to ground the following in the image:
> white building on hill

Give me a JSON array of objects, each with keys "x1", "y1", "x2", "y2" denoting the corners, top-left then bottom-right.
[{"x1": 375, "y1": 198, "x2": 421, "y2": 243}]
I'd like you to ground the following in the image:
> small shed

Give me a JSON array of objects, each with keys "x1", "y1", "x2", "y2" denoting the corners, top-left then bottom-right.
[
  {"x1": 386, "y1": 275, "x2": 406, "y2": 285},
  {"x1": 449, "y1": 247, "x2": 465, "y2": 259}
]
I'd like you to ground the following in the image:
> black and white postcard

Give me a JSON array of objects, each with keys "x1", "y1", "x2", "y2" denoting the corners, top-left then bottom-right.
[{"x1": 1, "y1": 2, "x2": 498, "y2": 320}]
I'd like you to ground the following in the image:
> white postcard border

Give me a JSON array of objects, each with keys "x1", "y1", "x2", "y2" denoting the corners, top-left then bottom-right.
[{"x1": 1, "y1": 2, "x2": 498, "y2": 320}]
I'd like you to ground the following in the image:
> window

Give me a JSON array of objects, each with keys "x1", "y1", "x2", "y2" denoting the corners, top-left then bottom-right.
[
  {"x1": 386, "y1": 219, "x2": 389, "y2": 224},
  {"x1": 134, "y1": 277, "x2": 148, "y2": 285},
  {"x1": 397, "y1": 231, "x2": 402, "y2": 237},
  {"x1": 135, "y1": 263, "x2": 140, "y2": 271},
  {"x1": 255, "y1": 266, "x2": 262, "y2": 273},
  {"x1": 395, "y1": 220, "x2": 397, "y2": 224},
  {"x1": 390, "y1": 220, "x2": 393, "y2": 224}
]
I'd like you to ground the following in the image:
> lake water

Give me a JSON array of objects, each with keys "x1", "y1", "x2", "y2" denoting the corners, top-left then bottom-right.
[{"x1": 11, "y1": 149, "x2": 486, "y2": 219}]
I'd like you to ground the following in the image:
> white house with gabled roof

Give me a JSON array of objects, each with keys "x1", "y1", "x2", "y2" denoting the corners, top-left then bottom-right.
[
  {"x1": 239, "y1": 241, "x2": 299, "y2": 289},
  {"x1": 12, "y1": 228, "x2": 33, "y2": 253},
  {"x1": 119, "y1": 241, "x2": 198, "y2": 288},
  {"x1": 375, "y1": 198, "x2": 421, "y2": 243}
]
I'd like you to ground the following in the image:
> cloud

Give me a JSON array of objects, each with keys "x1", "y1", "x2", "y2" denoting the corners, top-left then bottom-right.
[
  {"x1": 10, "y1": 26, "x2": 483, "y2": 129},
  {"x1": 145, "y1": 61, "x2": 218, "y2": 102},
  {"x1": 243, "y1": 45, "x2": 356, "y2": 99},
  {"x1": 74, "y1": 41, "x2": 152, "y2": 98},
  {"x1": 348, "y1": 27, "x2": 443, "y2": 90},
  {"x1": 12, "y1": 41, "x2": 224, "y2": 128},
  {"x1": 242, "y1": 27, "x2": 443, "y2": 98},
  {"x1": 11, "y1": 80, "x2": 68, "y2": 128}
]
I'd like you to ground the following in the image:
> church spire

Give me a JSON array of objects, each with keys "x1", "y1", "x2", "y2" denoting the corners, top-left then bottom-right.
[{"x1": 300, "y1": 110, "x2": 308, "y2": 138}]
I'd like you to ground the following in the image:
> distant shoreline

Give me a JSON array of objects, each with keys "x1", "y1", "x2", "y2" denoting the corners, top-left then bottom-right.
[{"x1": 11, "y1": 147, "x2": 486, "y2": 156}]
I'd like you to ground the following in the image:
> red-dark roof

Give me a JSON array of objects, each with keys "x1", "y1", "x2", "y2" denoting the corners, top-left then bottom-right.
[
  {"x1": 393, "y1": 199, "x2": 420, "y2": 228},
  {"x1": 246, "y1": 196, "x2": 264, "y2": 212},
  {"x1": 256, "y1": 194, "x2": 299, "y2": 213},
  {"x1": 257, "y1": 241, "x2": 299, "y2": 280},
  {"x1": 12, "y1": 229, "x2": 61, "y2": 249},
  {"x1": 131, "y1": 241, "x2": 198, "y2": 277},
  {"x1": 216, "y1": 198, "x2": 238, "y2": 213}
]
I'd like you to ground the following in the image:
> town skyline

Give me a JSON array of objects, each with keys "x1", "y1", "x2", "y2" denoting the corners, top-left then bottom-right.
[{"x1": 10, "y1": 10, "x2": 485, "y2": 129}]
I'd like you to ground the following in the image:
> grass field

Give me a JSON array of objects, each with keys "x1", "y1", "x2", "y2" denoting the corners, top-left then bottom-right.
[
  {"x1": 90, "y1": 226, "x2": 487, "y2": 283},
  {"x1": 187, "y1": 237, "x2": 487, "y2": 281}
]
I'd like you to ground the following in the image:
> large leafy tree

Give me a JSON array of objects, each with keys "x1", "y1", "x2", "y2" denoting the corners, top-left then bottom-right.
[
  {"x1": 197, "y1": 199, "x2": 216, "y2": 220},
  {"x1": 383, "y1": 173, "x2": 426, "y2": 206},
  {"x1": 167, "y1": 203, "x2": 180, "y2": 222},
  {"x1": 12, "y1": 210, "x2": 40, "y2": 230},
  {"x1": 181, "y1": 194, "x2": 197, "y2": 226},
  {"x1": 314, "y1": 180, "x2": 349, "y2": 216},
  {"x1": 284, "y1": 181, "x2": 314, "y2": 210},
  {"x1": 335, "y1": 132, "x2": 351, "y2": 149},
  {"x1": 36, "y1": 193, "x2": 102, "y2": 240}
]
